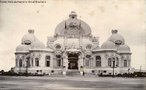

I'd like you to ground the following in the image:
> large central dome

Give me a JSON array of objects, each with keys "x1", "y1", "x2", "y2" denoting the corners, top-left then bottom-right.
[{"x1": 55, "y1": 11, "x2": 91, "y2": 37}]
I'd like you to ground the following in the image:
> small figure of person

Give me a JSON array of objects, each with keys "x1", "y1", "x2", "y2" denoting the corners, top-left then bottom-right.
[
  {"x1": 80, "y1": 66, "x2": 84, "y2": 76},
  {"x1": 62, "y1": 66, "x2": 66, "y2": 76}
]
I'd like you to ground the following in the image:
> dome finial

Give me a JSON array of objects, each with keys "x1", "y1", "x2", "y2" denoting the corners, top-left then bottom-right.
[
  {"x1": 28, "y1": 29, "x2": 34, "y2": 34},
  {"x1": 112, "y1": 29, "x2": 118, "y2": 34},
  {"x1": 69, "y1": 11, "x2": 77, "y2": 19}
]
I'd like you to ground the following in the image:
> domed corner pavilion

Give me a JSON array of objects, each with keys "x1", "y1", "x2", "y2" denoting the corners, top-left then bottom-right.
[{"x1": 13, "y1": 11, "x2": 132, "y2": 75}]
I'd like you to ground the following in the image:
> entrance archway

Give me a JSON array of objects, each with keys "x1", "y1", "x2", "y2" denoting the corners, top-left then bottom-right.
[{"x1": 68, "y1": 53, "x2": 79, "y2": 69}]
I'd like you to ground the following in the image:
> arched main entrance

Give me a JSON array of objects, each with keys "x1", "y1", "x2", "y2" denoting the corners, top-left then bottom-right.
[{"x1": 68, "y1": 53, "x2": 79, "y2": 69}]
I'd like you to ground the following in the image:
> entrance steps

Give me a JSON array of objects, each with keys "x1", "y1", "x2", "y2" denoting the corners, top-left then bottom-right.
[
  {"x1": 83, "y1": 73, "x2": 98, "y2": 77},
  {"x1": 66, "y1": 70, "x2": 80, "y2": 76}
]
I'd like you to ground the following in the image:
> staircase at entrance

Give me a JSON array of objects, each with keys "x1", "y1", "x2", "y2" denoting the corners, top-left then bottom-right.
[{"x1": 66, "y1": 70, "x2": 80, "y2": 76}]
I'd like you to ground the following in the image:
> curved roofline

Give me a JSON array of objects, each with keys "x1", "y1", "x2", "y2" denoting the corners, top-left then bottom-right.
[
  {"x1": 54, "y1": 14, "x2": 92, "y2": 37},
  {"x1": 92, "y1": 49, "x2": 117, "y2": 52},
  {"x1": 117, "y1": 51, "x2": 132, "y2": 54},
  {"x1": 15, "y1": 51, "x2": 29, "y2": 54},
  {"x1": 29, "y1": 48, "x2": 54, "y2": 52}
]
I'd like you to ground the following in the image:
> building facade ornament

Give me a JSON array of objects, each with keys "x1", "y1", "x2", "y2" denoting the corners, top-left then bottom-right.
[{"x1": 13, "y1": 11, "x2": 132, "y2": 75}]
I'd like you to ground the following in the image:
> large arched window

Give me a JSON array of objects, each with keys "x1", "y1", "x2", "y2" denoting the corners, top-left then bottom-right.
[
  {"x1": 124, "y1": 60, "x2": 127, "y2": 67},
  {"x1": 108, "y1": 58, "x2": 112, "y2": 67},
  {"x1": 46, "y1": 56, "x2": 50, "y2": 67},
  {"x1": 19, "y1": 59, "x2": 22, "y2": 67},
  {"x1": 96, "y1": 56, "x2": 101, "y2": 67}
]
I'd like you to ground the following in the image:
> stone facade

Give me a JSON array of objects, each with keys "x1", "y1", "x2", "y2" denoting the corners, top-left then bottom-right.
[{"x1": 14, "y1": 11, "x2": 132, "y2": 75}]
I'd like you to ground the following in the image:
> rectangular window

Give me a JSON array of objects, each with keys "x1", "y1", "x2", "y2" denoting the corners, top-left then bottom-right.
[
  {"x1": 36, "y1": 60, "x2": 39, "y2": 66},
  {"x1": 108, "y1": 59, "x2": 111, "y2": 67},
  {"x1": 116, "y1": 60, "x2": 119, "y2": 67},
  {"x1": 96, "y1": 60, "x2": 101, "y2": 67},
  {"x1": 27, "y1": 60, "x2": 30, "y2": 67},
  {"x1": 113, "y1": 61, "x2": 115, "y2": 67},
  {"x1": 19, "y1": 59, "x2": 22, "y2": 67},
  {"x1": 31, "y1": 58, "x2": 33, "y2": 66},
  {"x1": 124, "y1": 60, "x2": 127, "y2": 67},
  {"x1": 56, "y1": 55, "x2": 62, "y2": 67},
  {"x1": 96, "y1": 56, "x2": 101, "y2": 67},
  {"x1": 46, "y1": 61, "x2": 50, "y2": 67},
  {"x1": 16, "y1": 59, "x2": 18, "y2": 67},
  {"x1": 57, "y1": 59, "x2": 61, "y2": 67},
  {"x1": 46, "y1": 56, "x2": 50, "y2": 67},
  {"x1": 26, "y1": 57, "x2": 30, "y2": 67},
  {"x1": 85, "y1": 60, "x2": 90, "y2": 66},
  {"x1": 35, "y1": 58, "x2": 39, "y2": 67}
]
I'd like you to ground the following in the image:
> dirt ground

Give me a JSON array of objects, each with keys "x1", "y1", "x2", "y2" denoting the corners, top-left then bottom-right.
[{"x1": 0, "y1": 76, "x2": 145, "y2": 90}]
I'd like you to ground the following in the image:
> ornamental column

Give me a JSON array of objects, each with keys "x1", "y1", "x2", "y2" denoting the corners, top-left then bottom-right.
[
  {"x1": 78, "y1": 53, "x2": 83, "y2": 70},
  {"x1": 63, "y1": 52, "x2": 68, "y2": 70}
]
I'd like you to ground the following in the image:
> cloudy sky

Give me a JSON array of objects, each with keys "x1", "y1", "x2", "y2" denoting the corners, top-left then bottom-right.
[{"x1": 0, "y1": 0, "x2": 145, "y2": 71}]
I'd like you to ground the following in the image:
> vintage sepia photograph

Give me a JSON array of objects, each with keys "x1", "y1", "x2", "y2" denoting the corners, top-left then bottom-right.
[{"x1": 0, "y1": 0, "x2": 146, "y2": 89}]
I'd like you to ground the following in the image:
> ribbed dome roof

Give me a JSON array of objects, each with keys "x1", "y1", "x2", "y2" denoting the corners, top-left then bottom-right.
[
  {"x1": 108, "y1": 30, "x2": 125, "y2": 45},
  {"x1": 55, "y1": 11, "x2": 91, "y2": 36},
  {"x1": 101, "y1": 41, "x2": 116, "y2": 50},
  {"x1": 21, "y1": 30, "x2": 38, "y2": 45},
  {"x1": 31, "y1": 41, "x2": 45, "y2": 49},
  {"x1": 117, "y1": 45, "x2": 130, "y2": 52},
  {"x1": 16, "y1": 44, "x2": 30, "y2": 52}
]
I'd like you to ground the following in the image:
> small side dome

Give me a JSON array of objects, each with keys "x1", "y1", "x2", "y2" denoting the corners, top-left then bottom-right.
[
  {"x1": 108, "y1": 30, "x2": 125, "y2": 45},
  {"x1": 21, "y1": 29, "x2": 38, "y2": 45},
  {"x1": 101, "y1": 41, "x2": 116, "y2": 50},
  {"x1": 118, "y1": 45, "x2": 130, "y2": 52},
  {"x1": 31, "y1": 41, "x2": 45, "y2": 49},
  {"x1": 16, "y1": 44, "x2": 30, "y2": 52}
]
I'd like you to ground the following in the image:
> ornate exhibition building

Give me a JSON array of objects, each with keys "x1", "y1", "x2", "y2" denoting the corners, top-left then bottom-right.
[{"x1": 14, "y1": 11, "x2": 132, "y2": 75}]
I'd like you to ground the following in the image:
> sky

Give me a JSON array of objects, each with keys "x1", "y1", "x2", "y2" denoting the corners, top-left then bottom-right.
[{"x1": 0, "y1": 0, "x2": 146, "y2": 71}]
